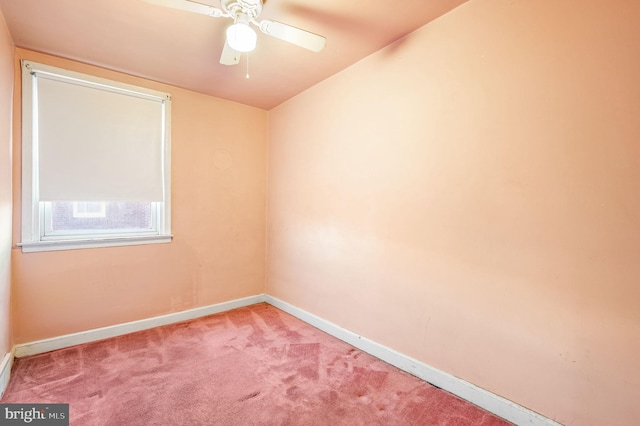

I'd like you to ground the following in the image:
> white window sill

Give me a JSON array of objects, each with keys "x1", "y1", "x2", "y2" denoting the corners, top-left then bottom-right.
[{"x1": 19, "y1": 235, "x2": 173, "y2": 253}]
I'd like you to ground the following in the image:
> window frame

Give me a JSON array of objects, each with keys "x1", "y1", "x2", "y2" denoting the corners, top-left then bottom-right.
[{"x1": 19, "y1": 61, "x2": 172, "y2": 252}]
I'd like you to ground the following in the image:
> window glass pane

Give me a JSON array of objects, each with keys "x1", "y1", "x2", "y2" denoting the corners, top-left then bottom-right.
[
  {"x1": 49, "y1": 201, "x2": 154, "y2": 232},
  {"x1": 72, "y1": 202, "x2": 106, "y2": 218}
]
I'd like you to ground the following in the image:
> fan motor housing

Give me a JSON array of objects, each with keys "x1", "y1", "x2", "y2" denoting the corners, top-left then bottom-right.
[{"x1": 221, "y1": 0, "x2": 263, "y2": 19}]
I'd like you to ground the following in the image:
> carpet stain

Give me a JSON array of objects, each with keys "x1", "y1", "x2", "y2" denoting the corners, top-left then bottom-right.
[
  {"x1": 240, "y1": 391, "x2": 261, "y2": 402},
  {"x1": 286, "y1": 385, "x2": 302, "y2": 401},
  {"x1": 281, "y1": 374, "x2": 296, "y2": 384},
  {"x1": 287, "y1": 343, "x2": 320, "y2": 380},
  {"x1": 318, "y1": 389, "x2": 338, "y2": 404},
  {"x1": 88, "y1": 391, "x2": 103, "y2": 400}
]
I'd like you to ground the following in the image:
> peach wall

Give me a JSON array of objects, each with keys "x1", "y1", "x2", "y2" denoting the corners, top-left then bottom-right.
[
  {"x1": 0, "y1": 9, "x2": 13, "y2": 358},
  {"x1": 11, "y1": 49, "x2": 267, "y2": 343},
  {"x1": 267, "y1": 0, "x2": 640, "y2": 424}
]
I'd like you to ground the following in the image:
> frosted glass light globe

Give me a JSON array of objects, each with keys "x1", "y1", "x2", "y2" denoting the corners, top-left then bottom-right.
[{"x1": 226, "y1": 21, "x2": 257, "y2": 52}]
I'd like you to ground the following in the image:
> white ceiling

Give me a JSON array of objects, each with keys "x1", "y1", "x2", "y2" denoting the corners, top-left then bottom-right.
[{"x1": 0, "y1": 0, "x2": 467, "y2": 110}]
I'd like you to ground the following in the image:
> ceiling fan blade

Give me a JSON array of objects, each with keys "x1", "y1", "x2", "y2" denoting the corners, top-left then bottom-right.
[
  {"x1": 220, "y1": 41, "x2": 241, "y2": 66},
  {"x1": 258, "y1": 20, "x2": 326, "y2": 52},
  {"x1": 141, "y1": 0, "x2": 224, "y2": 17}
]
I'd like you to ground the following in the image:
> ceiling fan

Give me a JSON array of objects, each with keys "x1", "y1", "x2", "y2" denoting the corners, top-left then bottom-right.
[{"x1": 143, "y1": 0, "x2": 327, "y2": 65}]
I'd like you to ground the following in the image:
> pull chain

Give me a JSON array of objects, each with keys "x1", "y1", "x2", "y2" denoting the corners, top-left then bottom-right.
[{"x1": 245, "y1": 52, "x2": 250, "y2": 79}]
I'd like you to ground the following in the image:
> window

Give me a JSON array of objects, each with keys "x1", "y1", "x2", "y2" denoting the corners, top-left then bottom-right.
[
  {"x1": 20, "y1": 61, "x2": 172, "y2": 252},
  {"x1": 72, "y1": 202, "x2": 106, "y2": 218}
]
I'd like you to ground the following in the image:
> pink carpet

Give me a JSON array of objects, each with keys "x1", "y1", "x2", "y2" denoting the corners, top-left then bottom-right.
[{"x1": 2, "y1": 303, "x2": 511, "y2": 425}]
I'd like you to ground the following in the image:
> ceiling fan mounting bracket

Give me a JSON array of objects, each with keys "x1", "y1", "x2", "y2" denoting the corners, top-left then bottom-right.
[{"x1": 220, "y1": 0, "x2": 263, "y2": 20}]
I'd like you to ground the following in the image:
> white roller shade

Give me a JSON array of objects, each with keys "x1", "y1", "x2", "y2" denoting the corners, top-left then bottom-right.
[{"x1": 36, "y1": 72, "x2": 165, "y2": 202}]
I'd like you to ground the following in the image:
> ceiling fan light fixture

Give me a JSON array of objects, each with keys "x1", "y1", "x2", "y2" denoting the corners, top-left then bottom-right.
[{"x1": 226, "y1": 13, "x2": 257, "y2": 52}]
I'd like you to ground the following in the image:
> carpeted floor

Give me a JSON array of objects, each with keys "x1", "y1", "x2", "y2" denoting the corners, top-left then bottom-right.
[{"x1": 2, "y1": 303, "x2": 511, "y2": 425}]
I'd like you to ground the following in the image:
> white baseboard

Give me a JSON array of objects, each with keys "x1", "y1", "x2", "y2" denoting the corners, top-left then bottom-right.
[
  {"x1": 0, "y1": 351, "x2": 14, "y2": 399},
  {"x1": 264, "y1": 295, "x2": 561, "y2": 426},
  {"x1": 14, "y1": 294, "x2": 267, "y2": 358},
  {"x1": 11, "y1": 293, "x2": 559, "y2": 425}
]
